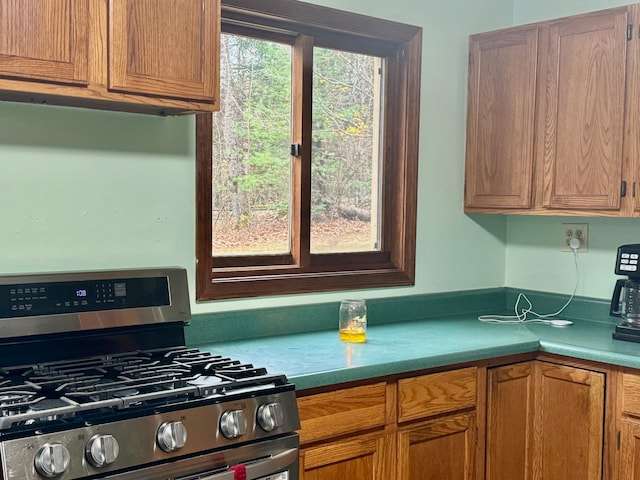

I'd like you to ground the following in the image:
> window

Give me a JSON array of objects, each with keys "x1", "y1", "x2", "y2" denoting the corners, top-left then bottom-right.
[{"x1": 196, "y1": 0, "x2": 422, "y2": 300}]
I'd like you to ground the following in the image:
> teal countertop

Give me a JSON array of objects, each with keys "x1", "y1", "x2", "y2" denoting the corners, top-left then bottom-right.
[{"x1": 188, "y1": 313, "x2": 640, "y2": 391}]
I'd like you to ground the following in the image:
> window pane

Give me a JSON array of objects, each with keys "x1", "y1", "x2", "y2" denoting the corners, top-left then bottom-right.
[
  {"x1": 211, "y1": 34, "x2": 292, "y2": 256},
  {"x1": 311, "y1": 48, "x2": 383, "y2": 253}
]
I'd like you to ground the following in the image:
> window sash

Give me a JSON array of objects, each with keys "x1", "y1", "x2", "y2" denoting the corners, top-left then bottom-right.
[{"x1": 196, "y1": 0, "x2": 421, "y2": 300}]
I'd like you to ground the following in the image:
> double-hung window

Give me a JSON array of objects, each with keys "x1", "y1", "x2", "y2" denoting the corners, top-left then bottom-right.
[{"x1": 196, "y1": 0, "x2": 422, "y2": 300}]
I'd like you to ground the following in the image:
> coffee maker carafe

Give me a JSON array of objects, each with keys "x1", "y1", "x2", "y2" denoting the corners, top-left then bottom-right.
[{"x1": 611, "y1": 244, "x2": 640, "y2": 342}]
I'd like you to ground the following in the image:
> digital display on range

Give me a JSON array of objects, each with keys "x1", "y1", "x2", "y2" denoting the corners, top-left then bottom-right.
[{"x1": 0, "y1": 277, "x2": 170, "y2": 319}]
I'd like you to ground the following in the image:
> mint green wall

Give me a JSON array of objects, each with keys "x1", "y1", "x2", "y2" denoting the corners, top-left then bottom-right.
[
  {"x1": 505, "y1": 1, "x2": 640, "y2": 301},
  {"x1": 514, "y1": 0, "x2": 630, "y2": 23},
  {"x1": 0, "y1": 105, "x2": 195, "y2": 273},
  {"x1": 0, "y1": 0, "x2": 513, "y2": 315}
]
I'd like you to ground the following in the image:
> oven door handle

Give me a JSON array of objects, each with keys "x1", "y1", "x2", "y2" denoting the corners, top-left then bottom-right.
[{"x1": 200, "y1": 448, "x2": 298, "y2": 480}]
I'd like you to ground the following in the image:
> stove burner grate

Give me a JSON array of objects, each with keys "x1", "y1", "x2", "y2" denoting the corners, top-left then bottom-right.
[{"x1": 0, "y1": 347, "x2": 290, "y2": 431}]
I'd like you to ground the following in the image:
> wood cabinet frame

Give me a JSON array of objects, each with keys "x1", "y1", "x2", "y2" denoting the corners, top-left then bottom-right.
[
  {"x1": 296, "y1": 353, "x2": 627, "y2": 480},
  {"x1": 0, "y1": 0, "x2": 220, "y2": 114},
  {"x1": 465, "y1": 5, "x2": 640, "y2": 217}
]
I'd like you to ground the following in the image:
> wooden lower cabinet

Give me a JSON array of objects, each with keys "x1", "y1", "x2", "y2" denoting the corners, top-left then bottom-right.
[
  {"x1": 299, "y1": 431, "x2": 394, "y2": 480},
  {"x1": 535, "y1": 362, "x2": 605, "y2": 480},
  {"x1": 297, "y1": 358, "x2": 617, "y2": 480},
  {"x1": 617, "y1": 370, "x2": 640, "y2": 480},
  {"x1": 297, "y1": 367, "x2": 480, "y2": 480},
  {"x1": 296, "y1": 382, "x2": 392, "y2": 480},
  {"x1": 486, "y1": 360, "x2": 605, "y2": 480},
  {"x1": 486, "y1": 362, "x2": 534, "y2": 480},
  {"x1": 619, "y1": 419, "x2": 640, "y2": 480},
  {"x1": 397, "y1": 412, "x2": 476, "y2": 480}
]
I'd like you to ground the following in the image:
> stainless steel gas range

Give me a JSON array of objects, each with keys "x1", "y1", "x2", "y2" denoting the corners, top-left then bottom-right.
[{"x1": 0, "y1": 267, "x2": 300, "y2": 480}]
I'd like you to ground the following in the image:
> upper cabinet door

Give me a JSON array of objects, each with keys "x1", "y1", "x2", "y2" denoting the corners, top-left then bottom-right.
[
  {"x1": 464, "y1": 27, "x2": 539, "y2": 210},
  {"x1": 108, "y1": 0, "x2": 219, "y2": 103},
  {"x1": 541, "y1": 10, "x2": 628, "y2": 210},
  {"x1": 0, "y1": 0, "x2": 89, "y2": 85}
]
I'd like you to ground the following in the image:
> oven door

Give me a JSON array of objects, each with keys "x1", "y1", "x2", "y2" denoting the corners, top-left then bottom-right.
[{"x1": 102, "y1": 434, "x2": 299, "y2": 480}]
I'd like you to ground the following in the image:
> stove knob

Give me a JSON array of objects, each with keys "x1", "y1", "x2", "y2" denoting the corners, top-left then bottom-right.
[
  {"x1": 157, "y1": 421, "x2": 188, "y2": 452},
  {"x1": 257, "y1": 402, "x2": 284, "y2": 432},
  {"x1": 220, "y1": 410, "x2": 247, "y2": 439},
  {"x1": 34, "y1": 443, "x2": 71, "y2": 478},
  {"x1": 86, "y1": 434, "x2": 120, "y2": 468}
]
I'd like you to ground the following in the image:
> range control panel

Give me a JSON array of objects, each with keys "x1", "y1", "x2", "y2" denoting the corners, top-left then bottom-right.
[
  {"x1": 0, "y1": 276, "x2": 170, "y2": 319},
  {"x1": 615, "y1": 244, "x2": 640, "y2": 276}
]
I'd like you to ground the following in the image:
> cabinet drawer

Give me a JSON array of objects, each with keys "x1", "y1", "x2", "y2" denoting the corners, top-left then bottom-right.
[
  {"x1": 297, "y1": 382, "x2": 387, "y2": 444},
  {"x1": 398, "y1": 367, "x2": 477, "y2": 422},
  {"x1": 622, "y1": 372, "x2": 640, "y2": 416}
]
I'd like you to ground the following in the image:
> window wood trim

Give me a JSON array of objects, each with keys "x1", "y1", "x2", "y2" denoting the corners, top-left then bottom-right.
[{"x1": 196, "y1": 0, "x2": 421, "y2": 301}]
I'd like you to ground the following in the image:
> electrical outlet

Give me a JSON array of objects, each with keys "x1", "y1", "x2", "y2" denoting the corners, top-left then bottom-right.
[{"x1": 561, "y1": 223, "x2": 588, "y2": 252}]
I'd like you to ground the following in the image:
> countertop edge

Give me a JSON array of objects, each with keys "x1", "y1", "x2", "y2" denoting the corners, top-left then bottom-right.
[{"x1": 288, "y1": 339, "x2": 541, "y2": 390}]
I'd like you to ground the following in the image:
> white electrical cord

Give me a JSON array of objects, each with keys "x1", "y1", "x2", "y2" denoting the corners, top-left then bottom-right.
[{"x1": 478, "y1": 242, "x2": 580, "y2": 327}]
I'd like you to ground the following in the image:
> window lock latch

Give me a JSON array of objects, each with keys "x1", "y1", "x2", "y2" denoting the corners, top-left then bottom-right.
[{"x1": 290, "y1": 143, "x2": 301, "y2": 157}]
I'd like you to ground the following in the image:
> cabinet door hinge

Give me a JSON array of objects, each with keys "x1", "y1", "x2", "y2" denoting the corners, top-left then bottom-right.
[
  {"x1": 622, "y1": 180, "x2": 627, "y2": 197},
  {"x1": 628, "y1": 24, "x2": 633, "y2": 41}
]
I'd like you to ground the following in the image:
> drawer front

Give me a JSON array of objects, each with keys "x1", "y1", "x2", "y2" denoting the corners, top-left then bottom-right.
[
  {"x1": 297, "y1": 382, "x2": 387, "y2": 444},
  {"x1": 622, "y1": 372, "x2": 640, "y2": 416},
  {"x1": 398, "y1": 367, "x2": 477, "y2": 422}
]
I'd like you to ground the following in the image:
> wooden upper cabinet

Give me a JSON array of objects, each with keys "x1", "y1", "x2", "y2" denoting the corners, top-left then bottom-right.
[
  {"x1": 465, "y1": 27, "x2": 538, "y2": 210},
  {"x1": 465, "y1": 6, "x2": 637, "y2": 216},
  {"x1": 540, "y1": 9, "x2": 628, "y2": 211},
  {"x1": 108, "y1": 0, "x2": 219, "y2": 103},
  {"x1": 0, "y1": 0, "x2": 89, "y2": 85},
  {"x1": 627, "y1": 5, "x2": 640, "y2": 215},
  {"x1": 0, "y1": 0, "x2": 219, "y2": 113}
]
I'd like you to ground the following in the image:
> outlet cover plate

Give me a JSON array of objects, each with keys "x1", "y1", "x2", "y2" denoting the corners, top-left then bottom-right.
[{"x1": 561, "y1": 223, "x2": 588, "y2": 252}]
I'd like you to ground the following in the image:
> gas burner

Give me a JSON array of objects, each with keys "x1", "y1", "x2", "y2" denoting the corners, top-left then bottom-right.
[
  {"x1": 26, "y1": 398, "x2": 76, "y2": 423},
  {"x1": 0, "y1": 391, "x2": 36, "y2": 407},
  {"x1": 112, "y1": 387, "x2": 140, "y2": 398},
  {"x1": 186, "y1": 375, "x2": 224, "y2": 387},
  {"x1": 28, "y1": 398, "x2": 71, "y2": 412},
  {"x1": 0, "y1": 391, "x2": 47, "y2": 418},
  {"x1": 0, "y1": 391, "x2": 40, "y2": 417}
]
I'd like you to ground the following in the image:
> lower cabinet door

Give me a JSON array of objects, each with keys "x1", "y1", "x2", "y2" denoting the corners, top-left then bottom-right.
[
  {"x1": 534, "y1": 362, "x2": 605, "y2": 480},
  {"x1": 397, "y1": 412, "x2": 476, "y2": 480},
  {"x1": 486, "y1": 362, "x2": 534, "y2": 480},
  {"x1": 299, "y1": 431, "x2": 394, "y2": 480},
  {"x1": 619, "y1": 419, "x2": 640, "y2": 480},
  {"x1": 486, "y1": 361, "x2": 605, "y2": 480}
]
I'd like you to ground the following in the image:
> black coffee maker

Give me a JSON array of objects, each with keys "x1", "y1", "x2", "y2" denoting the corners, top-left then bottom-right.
[{"x1": 611, "y1": 244, "x2": 640, "y2": 342}]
